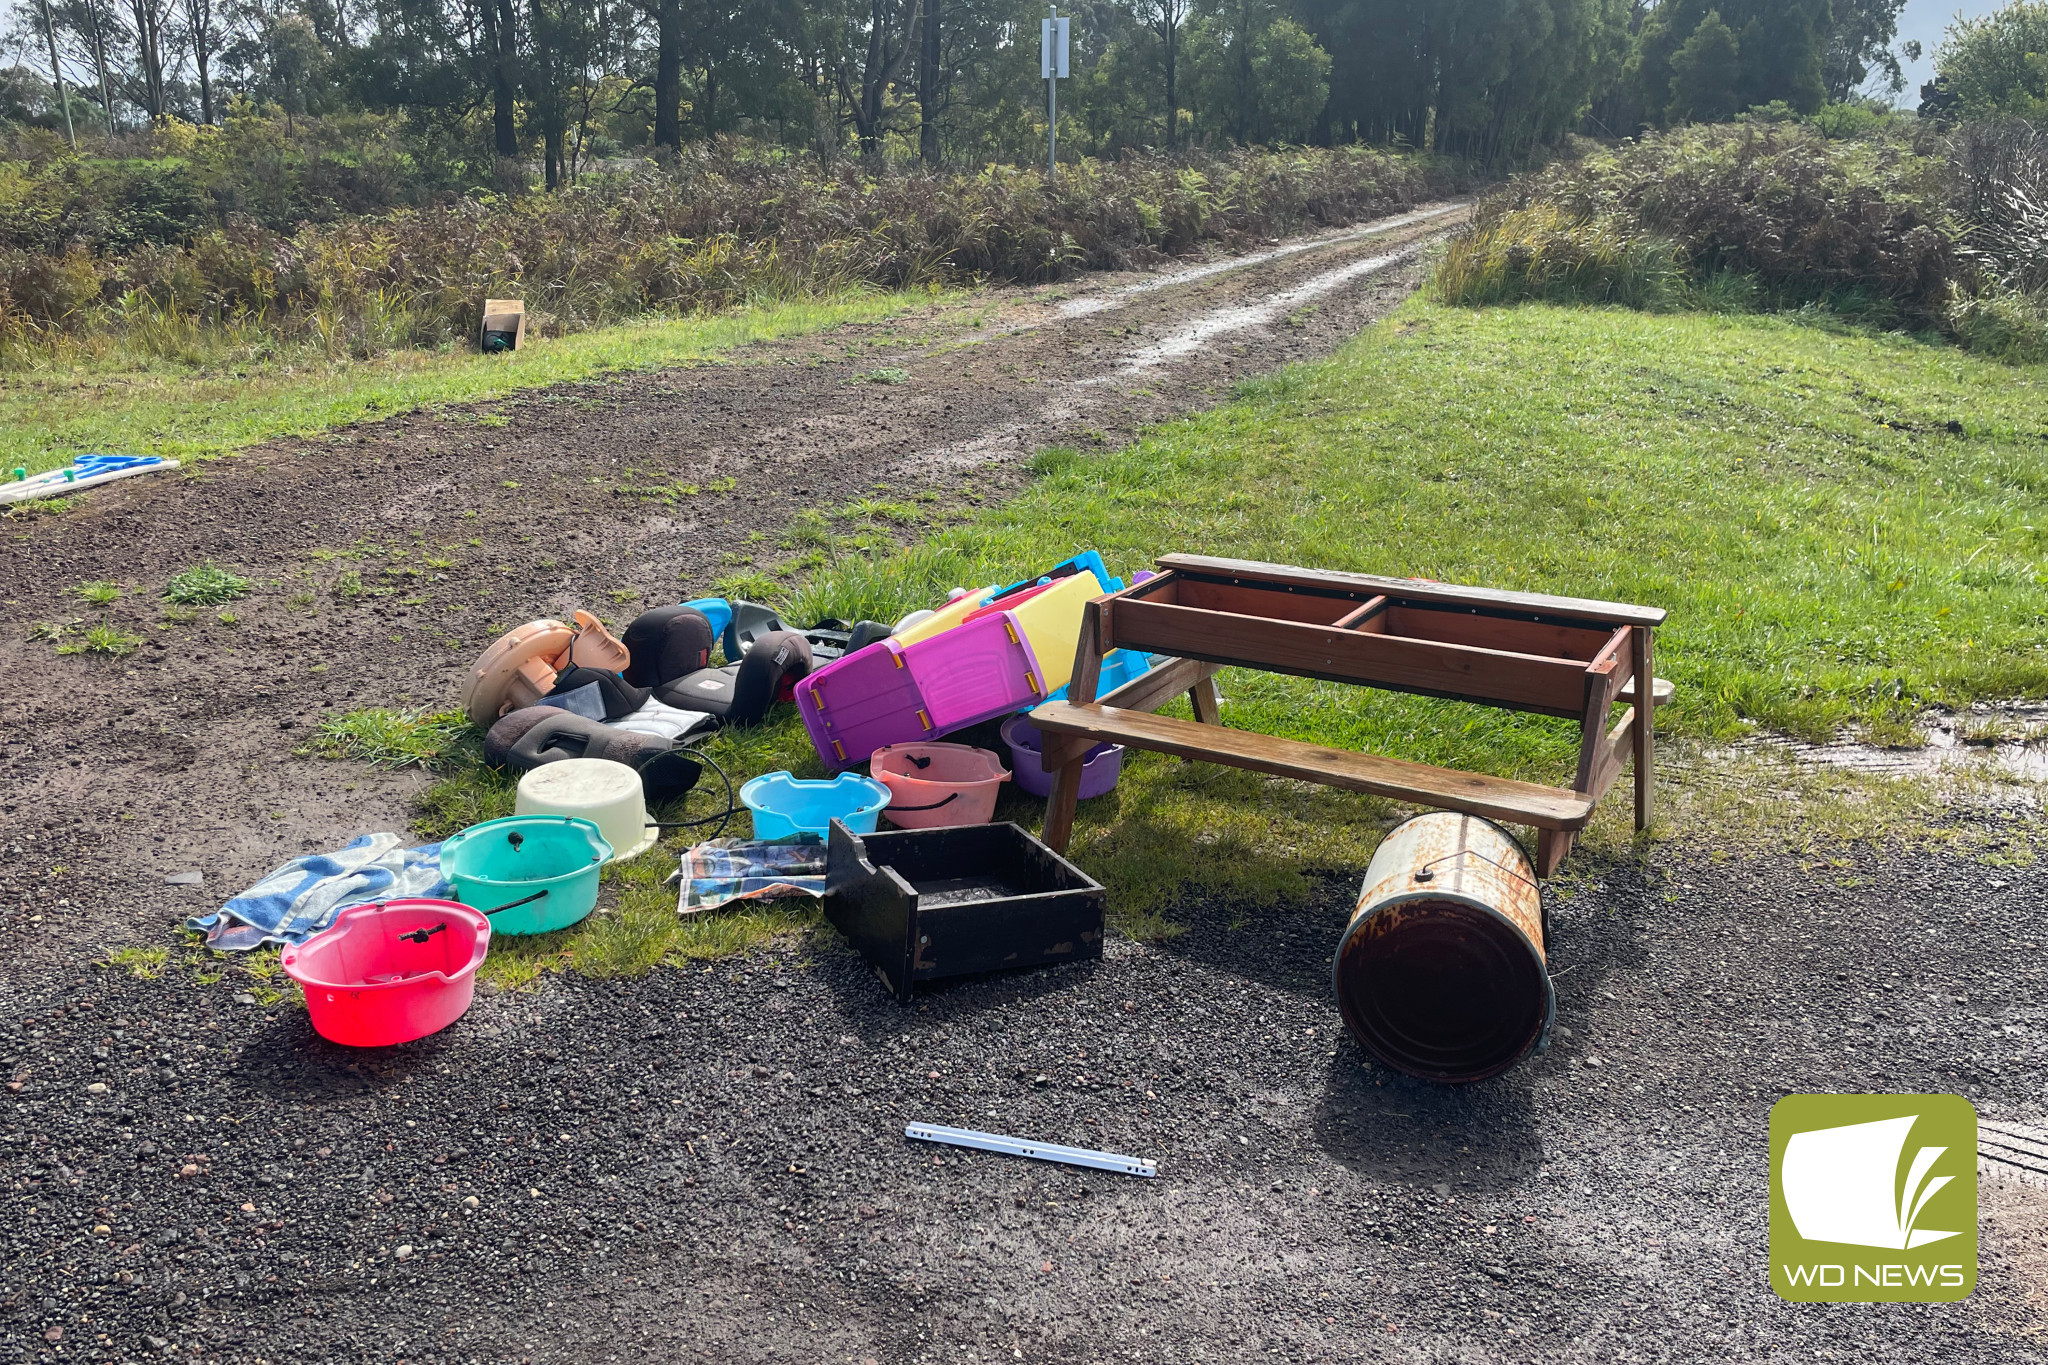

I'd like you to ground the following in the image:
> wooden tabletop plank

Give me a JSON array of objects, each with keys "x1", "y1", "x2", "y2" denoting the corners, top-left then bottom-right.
[
  {"x1": 1157, "y1": 554, "x2": 1668, "y2": 627},
  {"x1": 1029, "y1": 702, "x2": 1597, "y2": 831}
]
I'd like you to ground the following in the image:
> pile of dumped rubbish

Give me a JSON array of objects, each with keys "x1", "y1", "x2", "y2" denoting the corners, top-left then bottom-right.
[
  {"x1": 185, "y1": 548, "x2": 1595, "y2": 1177},
  {"x1": 195, "y1": 551, "x2": 1148, "y2": 1015}
]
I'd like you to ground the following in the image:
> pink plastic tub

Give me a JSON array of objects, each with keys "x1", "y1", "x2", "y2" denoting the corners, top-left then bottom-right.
[
  {"x1": 798, "y1": 640, "x2": 932, "y2": 768},
  {"x1": 1000, "y1": 715, "x2": 1125, "y2": 800},
  {"x1": 871, "y1": 743, "x2": 1011, "y2": 828},
  {"x1": 281, "y1": 899, "x2": 491, "y2": 1047},
  {"x1": 903, "y1": 610, "x2": 1045, "y2": 733}
]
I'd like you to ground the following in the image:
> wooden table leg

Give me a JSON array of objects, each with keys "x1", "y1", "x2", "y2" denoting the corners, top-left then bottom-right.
[
  {"x1": 1189, "y1": 674, "x2": 1223, "y2": 725},
  {"x1": 1536, "y1": 829, "x2": 1573, "y2": 878},
  {"x1": 1631, "y1": 625, "x2": 1655, "y2": 831},
  {"x1": 1043, "y1": 600, "x2": 1103, "y2": 852},
  {"x1": 1042, "y1": 747, "x2": 1085, "y2": 853}
]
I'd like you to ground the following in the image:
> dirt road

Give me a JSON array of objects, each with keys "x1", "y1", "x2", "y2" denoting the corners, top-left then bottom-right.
[{"x1": 4, "y1": 201, "x2": 2044, "y2": 1364}]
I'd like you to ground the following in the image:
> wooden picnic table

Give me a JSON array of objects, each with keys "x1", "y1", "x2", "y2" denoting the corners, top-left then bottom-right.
[{"x1": 1026, "y1": 554, "x2": 1671, "y2": 876}]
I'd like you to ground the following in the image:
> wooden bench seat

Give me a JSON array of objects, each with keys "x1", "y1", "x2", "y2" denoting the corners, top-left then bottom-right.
[{"x1": 1030, "y1": 702, "x2": 1598, "y2": 832}]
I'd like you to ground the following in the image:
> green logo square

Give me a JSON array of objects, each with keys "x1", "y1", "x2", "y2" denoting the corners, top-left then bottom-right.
[{"x1": 1769, "y1": 1093, "x2": 1977, "y2": 1302}]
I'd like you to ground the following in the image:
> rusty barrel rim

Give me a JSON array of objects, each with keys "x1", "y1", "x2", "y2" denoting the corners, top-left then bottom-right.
[{"x1": 1331, "y1": 815, "x2": 1554, "y2": 1084}]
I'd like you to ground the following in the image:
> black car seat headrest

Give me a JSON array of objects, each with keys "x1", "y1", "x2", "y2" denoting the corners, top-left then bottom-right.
[
  {"x1": 622, "y1": 605, "x2": 717, "y2": 688},
  {"x1": 845, "y1": 619, "x2": 894, "y2": 654},
  {"x1": 654, "y1": 629, "x2": 812, "y2": 727},
  {"x1": 721, "y1": 600, "x2": 788, "y2": 661}
]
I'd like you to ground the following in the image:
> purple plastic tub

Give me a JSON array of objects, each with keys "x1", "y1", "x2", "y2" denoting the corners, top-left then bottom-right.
[
  {"x1": 1000, "y1": 714, "x2": 1124, "y2": 799},
  {"x1": 798, "y1": 640, "x2": 933, "y2": 767},
  {"x1": 903, "y1": 610, "x2": 1046, "y2": 733}
]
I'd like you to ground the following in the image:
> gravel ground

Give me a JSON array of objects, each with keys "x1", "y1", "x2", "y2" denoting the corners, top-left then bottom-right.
[{"x1": 3, "y1": 839, "x2": 2043, "y2": 1363}]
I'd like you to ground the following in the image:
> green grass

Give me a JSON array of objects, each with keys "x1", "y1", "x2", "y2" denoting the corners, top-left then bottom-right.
[
  {"x1": 334, "y1": 298, "x2": 2048, "y2": 973},
  {"x1": 162, "y1": 562, "x2": 251, "y2": 605},
  {"x1": 55, "y1": 623, "x2": 144, "y2": 656},
  {"x1": 3, "y1": 293, "x2": 932, "y2": 478},
  {"x1": 314, "y1": 708, "x2": 471, "y2": 768}
]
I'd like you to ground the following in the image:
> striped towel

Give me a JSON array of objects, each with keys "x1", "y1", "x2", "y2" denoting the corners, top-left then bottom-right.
[{"x1": 187, "y1": 834, "x2": 448, "y2": 950}]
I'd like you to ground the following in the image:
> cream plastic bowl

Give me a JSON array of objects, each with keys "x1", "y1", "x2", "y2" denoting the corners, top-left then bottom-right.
[{"x1": 514, "y1": 758, "x2": 657, "y2": 863}]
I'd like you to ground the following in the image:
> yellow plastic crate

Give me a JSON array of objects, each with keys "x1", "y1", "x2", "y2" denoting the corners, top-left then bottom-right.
[{"x1": 997, "y1": 570, "x2": 1108, "y2": 694}]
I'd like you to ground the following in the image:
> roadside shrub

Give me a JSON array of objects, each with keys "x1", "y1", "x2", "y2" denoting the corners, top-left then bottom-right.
[
  {"x1": 1435, "y1": 204, "x2": 1686, "y2": 310},
  {"x1": 1439, "y1": 118, "x2": 2048, "y2": 361},
  {"x1": 1476, "y1": 123, "x2": 1960, "y2": 318},
  {"x1": 1949, "y1": 288, "x2": 2048, "y2": 363}
]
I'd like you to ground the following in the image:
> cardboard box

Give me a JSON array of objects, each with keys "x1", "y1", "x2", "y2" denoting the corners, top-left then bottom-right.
[{"x1": 481, "y1": 298, "x2": 525, "y2": 353}]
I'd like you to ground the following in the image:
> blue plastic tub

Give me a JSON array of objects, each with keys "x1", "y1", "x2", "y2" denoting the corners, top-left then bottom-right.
[{"x1": 741, "y1": 771, "x2": 891, "y2": 839}]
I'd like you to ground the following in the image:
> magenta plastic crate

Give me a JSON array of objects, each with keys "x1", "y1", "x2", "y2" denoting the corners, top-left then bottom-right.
[
  {"x1": 903, "y1": 609, "x2": 1047, "y2": 733},
  {"x1": 798, "y1": 640, "x2": 934, "y2": 768}
]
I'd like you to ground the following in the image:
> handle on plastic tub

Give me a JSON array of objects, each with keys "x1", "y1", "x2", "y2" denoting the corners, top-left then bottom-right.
[
  {"x1": 883, "y1": 790, "x2": 961, "y2": 814},
  {"x1": 481, "y1": 889, "x2": 550, "y2": 916}
]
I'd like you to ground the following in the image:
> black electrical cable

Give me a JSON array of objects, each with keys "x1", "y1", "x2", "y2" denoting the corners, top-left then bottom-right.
[{"x1": 644, "y1": 743, "x2": 737, "y2": 841}]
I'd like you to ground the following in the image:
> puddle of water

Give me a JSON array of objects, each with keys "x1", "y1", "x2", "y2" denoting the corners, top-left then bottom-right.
[
  {"x1": 1738, "y1": 703, "x2": 2048, "y2": 783},
  {"x1": 1055, "y1": 203, "x2": 1463, "y2": 319},
  {"x1": 1094, "y1": 249, "x2": 1416, "y2": 379}
]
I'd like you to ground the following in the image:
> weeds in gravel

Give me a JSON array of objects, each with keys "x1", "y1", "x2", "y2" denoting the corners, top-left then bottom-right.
[
  {"x1": 70, "y1": 580, "x2": 123, "y2": 604},
  {"x1": 57, "y1": 623, "x2": 144, "y2": 656},
  {"x1": 315, "y1": 708, "x2": 472, "y2": 769},
  {"x1": 163, "y1": 562, "x2": 251, "y2": 605},
  {"x1": 26, "y1": 620, "x2": 66, "y2": 642},
  {"x1": 102, "y1": 945, "x2": 170, "y2": 978}
]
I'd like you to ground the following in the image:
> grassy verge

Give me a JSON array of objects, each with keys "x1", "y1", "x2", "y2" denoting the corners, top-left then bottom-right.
[
  {"x1": 318, "y1": 298, "x2": 2048, "y2": 982},
  {"x1": 2, "y1": 291, "x2": 931, "y2": 479}
]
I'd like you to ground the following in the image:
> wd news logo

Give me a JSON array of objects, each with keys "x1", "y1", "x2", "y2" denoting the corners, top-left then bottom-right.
[{"x1": 1769, "y1": 1094, "x2": 1977, "y2": 1302}]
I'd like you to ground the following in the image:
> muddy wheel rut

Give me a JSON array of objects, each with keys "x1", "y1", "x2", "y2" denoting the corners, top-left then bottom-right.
[{"x1": 0, "y1": 201, "x2": 1463, "y2": 981}]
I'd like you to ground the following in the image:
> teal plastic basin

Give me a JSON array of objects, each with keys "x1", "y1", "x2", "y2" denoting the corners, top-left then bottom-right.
[{"x1": 438, "y1": 815, "x2": 612, "y2": 935}]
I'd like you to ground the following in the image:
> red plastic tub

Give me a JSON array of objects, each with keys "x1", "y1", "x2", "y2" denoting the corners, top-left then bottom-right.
[
  {"x1": 871, "y1": 743, "x2": 1010, "y2": 828},
  {"x1": 281, "y1": 899, "x2": 491, "y2": 1047}
]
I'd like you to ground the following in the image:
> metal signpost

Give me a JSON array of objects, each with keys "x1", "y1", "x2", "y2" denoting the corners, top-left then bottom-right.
[{"x1": 1041, "y1": 6, "x2": 1069, "y2": 184}]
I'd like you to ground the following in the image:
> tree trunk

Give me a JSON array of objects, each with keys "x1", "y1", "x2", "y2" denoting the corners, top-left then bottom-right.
[
  {"x1": 917, "y1": 0, "x2": 940, "y2": 165},
  {"x1": 840, "y1": 0, "x2": 921, "y2": 160},
  {"x1": 36, "y1": 0, "x2": 76, "y2": 146},
  {"x1": 488, "y1": 0, "x2": 520, "y2": 158},
  {"x1": 185, "y1": 0, "x2": 215, "y2": 124},
  {"x1": 129, "y1": 0, "x2": 169, "y2": 123},
  {"x1": 544, "y1": 125, "x2": 563, "y2": 189},
  {"x1": 1163, "y1": 30, "x2": 1178, "y2": 149},
  {"x1": 1234, "y1": 0, "x2": 1253, "y2": 143},
  {"x1": 85, "y1": 1, "x2": 118, "y2": 132},
  {"x1": 654, "y1": 0, "x2": 682, "y2": 149}
]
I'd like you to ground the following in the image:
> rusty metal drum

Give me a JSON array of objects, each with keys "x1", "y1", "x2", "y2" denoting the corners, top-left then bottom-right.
[{"x1": 1332, "y1": 812, "x2": 1553, "y2": 1083}]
